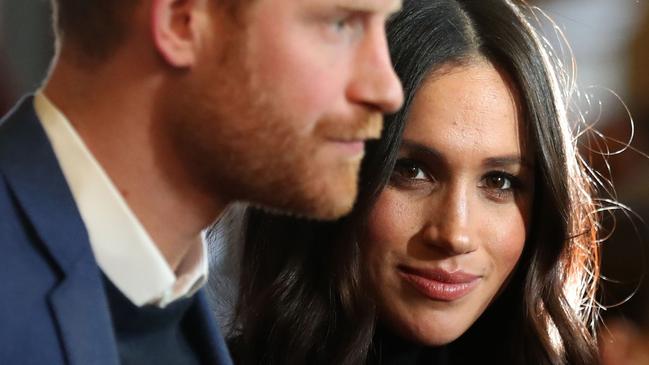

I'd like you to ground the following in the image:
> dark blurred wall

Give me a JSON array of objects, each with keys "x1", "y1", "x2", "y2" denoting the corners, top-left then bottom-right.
[{"x1": 0, "y1": 0, "x2": 54, "y2": 115}]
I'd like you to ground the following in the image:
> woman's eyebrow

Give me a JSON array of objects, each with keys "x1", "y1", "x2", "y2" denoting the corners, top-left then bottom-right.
[
  {"x1": 483, "y1": 156, "x2": 533, "y2": 169},
  {"x1": 400, "y1": 140, "x2": 533, "y2": 170},
  {"x1": 399, "y1": 140, "x2": 444, "y2": 162}
]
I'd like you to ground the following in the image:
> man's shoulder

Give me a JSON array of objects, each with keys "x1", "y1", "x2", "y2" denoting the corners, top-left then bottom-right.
[
  {"x1": 0, "y1": 165, "x2": 93, "y2": 364},
  {"x1": 0, "y1": 95, "x2": 53, "y2": 227},
  {"x1": 0, "y1": 99, "x2": 89, "y2": 363},
  {"x1": 0, "y1": 94, "x2": 79, "y2": 265},
  {"x1": 0, "y1": 143, "x2": 48, "y2": 267}
]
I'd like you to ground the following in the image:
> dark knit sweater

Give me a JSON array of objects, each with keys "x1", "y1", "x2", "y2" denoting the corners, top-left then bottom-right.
[
  {"x1": 103, "y1": 276, "x2": 203, "y2": 365},
  {"x1": 368, "y1": 328, "x2": 449, "y2": 365}
]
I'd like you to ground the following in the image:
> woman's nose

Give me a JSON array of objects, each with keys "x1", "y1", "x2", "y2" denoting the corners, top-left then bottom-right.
[{"x1": 422, "y1": 185, "x2": 478, "y2": 255}]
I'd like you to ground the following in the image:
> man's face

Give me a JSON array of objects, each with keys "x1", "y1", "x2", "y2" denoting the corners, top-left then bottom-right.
[{"x1": 162, "y1": 0, "x2": 404, "y2": 220}]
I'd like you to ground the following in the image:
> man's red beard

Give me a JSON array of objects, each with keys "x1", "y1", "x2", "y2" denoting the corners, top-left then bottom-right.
[{"x1": 154, "y1": 23, "x2": 384, "y2": 220}]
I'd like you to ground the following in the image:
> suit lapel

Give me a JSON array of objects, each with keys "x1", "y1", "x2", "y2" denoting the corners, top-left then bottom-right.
[
  {"x1": 47, "y1": 258, "x2": 119, "y2": 365},
  {"x1": 0, "y1": 96, "x2": 119, "y2": 365}
]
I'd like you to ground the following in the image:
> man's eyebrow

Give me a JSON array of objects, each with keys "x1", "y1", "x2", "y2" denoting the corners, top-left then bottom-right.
[
  {"x1": 334, "y1": 0, "x2": 402, "y2": 14},
  {"x1": 386, "y1": 0, "x2": 403, "y2": 14}
]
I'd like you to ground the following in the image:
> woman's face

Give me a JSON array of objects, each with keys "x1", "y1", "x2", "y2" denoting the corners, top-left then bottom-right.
[{"x1": 361, "y1": 61, "x2": 535, "y2": 346}]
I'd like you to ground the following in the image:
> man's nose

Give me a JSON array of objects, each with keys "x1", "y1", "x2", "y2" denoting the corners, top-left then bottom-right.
[{"x1": 347, "y1": 25, "x2": 404, "y2": 114}]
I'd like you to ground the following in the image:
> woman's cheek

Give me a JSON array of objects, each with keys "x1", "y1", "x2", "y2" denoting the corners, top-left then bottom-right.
[
  {"x1": 364, "y1": 188, "x2": 424, "y2": 253},
  {"x1": 483, "y1": 206, "x2": 528, "y2": 279}
]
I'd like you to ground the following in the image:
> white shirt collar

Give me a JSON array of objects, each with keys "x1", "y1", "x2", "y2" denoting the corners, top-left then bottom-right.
[{"x1": 34, "y1": 92, "x2": 207, "y2": 308}]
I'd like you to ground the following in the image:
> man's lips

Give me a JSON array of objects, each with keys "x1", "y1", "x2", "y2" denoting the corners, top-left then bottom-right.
[
  {"x1": 323, "y1": 113, "x2": 383, "y2": 157},
  {"x1": 319, "y1": 112, "x2": 384, "y2": 143},
  {"x1": 398, "y1": 265, "x2": 481, "y2": 302},
  {"x1": 327, "y1": 130, "x2": 381, "y2": 143},
  {"x1": 330, "y1": 140, "x2": 365, "y2": 155}
]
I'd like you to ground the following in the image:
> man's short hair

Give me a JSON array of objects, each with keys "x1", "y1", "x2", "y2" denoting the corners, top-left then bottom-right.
[
  {"x1": 50, "y1": 0, "x2": 249, "y2": 62},
  {"x1": 50, "y1": 0, "x2": 140, "y2": 60}
]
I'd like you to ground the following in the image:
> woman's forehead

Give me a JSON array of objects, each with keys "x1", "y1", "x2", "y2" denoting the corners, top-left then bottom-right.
[{"x1": 404, "y1": 61, "x2": 531, "y2": 162}]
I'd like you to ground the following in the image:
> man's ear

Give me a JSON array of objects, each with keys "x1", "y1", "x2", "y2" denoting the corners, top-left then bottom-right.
[{"x1": 151, "y1": 0, "x2": 209, "y2": 68}]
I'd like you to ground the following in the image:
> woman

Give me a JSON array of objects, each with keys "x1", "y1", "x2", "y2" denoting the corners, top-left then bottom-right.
[{"x1": 228, "y1": 0, "x2": 600, "y2": 363}]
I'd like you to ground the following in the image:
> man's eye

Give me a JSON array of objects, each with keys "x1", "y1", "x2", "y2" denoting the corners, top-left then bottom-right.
[
  {"x1": 328, "y1": 14, "x2": 364, "y2": 37},
  {"x1": 332, "y1": 17, "x2": 351, "y2": 32}
]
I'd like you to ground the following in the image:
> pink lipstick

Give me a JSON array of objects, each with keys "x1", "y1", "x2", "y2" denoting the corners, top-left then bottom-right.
[{"x1": 398, "y1": 266, "x2": 480, "y2": 302}]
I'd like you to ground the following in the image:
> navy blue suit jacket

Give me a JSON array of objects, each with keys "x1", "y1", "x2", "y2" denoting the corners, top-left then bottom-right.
[{"x1": 0, "y1": 97, "x2": 233, "y2": 365}]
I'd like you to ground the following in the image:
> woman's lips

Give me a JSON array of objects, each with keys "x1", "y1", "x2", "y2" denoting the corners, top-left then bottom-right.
[{"x1": 398, "y1": 266, "x2": 481, "y2": 302}]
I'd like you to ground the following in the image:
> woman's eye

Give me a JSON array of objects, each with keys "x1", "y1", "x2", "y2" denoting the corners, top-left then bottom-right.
[
  {"x1": 390, "y1": 158, "x2": 435, "y2": 191},
  {"x1": 480, "y1": 172, "x2": 523, "y2": 202},
  {"x1": 392, "y1": 159, "x2": 429, "y2": 181},
  {"x1": 483, "y1": 174, "x2": 513, "y2": 190}
]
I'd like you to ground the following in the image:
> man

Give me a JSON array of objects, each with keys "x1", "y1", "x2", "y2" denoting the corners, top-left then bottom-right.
[{"x1": 0, "y1": 0, "x2": 403, "y2": 364}]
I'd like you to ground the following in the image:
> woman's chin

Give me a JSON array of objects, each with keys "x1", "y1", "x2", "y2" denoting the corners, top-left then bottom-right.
[
  {"x1": 413, "y1": 332, "x2": 463, "y2": 347},
  {"x1": 396, "y1": 320, "x2": 470, "y2": 347}
]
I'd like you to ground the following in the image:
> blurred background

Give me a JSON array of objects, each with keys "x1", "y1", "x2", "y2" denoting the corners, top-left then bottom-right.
[{"x1": 1, "y1": 0, "x2": 649, "y2": 363}]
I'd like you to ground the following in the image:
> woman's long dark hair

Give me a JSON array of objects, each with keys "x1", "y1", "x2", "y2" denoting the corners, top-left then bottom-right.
[{"x1": 230, "y1": 0, "x2": 600, "y2": 364}]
